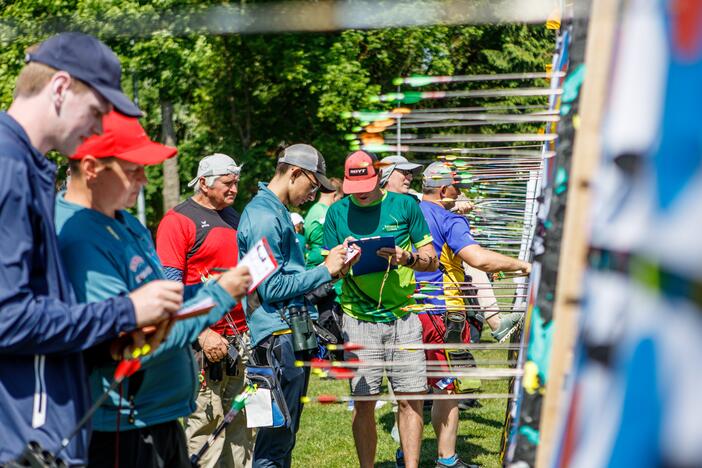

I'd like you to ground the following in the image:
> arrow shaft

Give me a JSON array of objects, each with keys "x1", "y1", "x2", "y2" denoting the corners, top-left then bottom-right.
[
  {"x1": 308, "y1": 393, "x2": 516, "y2": 404},
  {"x1": 397, "y1": 71, "x2": 565, "y2": 86}
]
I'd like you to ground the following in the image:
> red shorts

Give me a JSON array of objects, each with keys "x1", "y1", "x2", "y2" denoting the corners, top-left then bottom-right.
[{"x1": 418, "y1": 312, "x2": 471, "y2": 389}]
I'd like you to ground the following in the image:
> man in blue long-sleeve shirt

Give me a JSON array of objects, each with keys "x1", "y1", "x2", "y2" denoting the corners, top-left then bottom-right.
[
  {"x1": 237, "y1": 144, "x2": 351, "y2": 467},
  {"x1": 0, "y1": 33, "x2": 184, "y2": 465}
]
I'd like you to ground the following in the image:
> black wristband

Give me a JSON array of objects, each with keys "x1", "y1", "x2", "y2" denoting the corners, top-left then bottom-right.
[{"x1": 405, "y1": 252, "x2": 417, "y2": 267}]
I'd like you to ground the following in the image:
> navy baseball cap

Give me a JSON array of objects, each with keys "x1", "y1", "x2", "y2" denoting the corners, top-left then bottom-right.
[{"x1": 27, "y1": 32, "x2": 141, "y2": 117}]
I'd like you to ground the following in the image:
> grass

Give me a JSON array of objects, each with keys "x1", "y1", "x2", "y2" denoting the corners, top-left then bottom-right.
[{"x1": 293, "y1": 334, "x2": 509, "y2": 468}]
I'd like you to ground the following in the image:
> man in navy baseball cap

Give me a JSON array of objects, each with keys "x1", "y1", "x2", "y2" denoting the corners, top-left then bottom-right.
[
  {"x1": 7, "y1": 32, "x2": 143, "y2": 157},
  {"x1": 0, "y1": 33, "x2": 184, "y2": 466},
  {"x1": 27, "y1": 32, "x2": 141, "y2": 117}
]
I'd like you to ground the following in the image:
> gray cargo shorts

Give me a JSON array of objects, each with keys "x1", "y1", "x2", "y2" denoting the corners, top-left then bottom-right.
[{"x1": 342, "y1": 313, "x2": 427, "y2": 396}]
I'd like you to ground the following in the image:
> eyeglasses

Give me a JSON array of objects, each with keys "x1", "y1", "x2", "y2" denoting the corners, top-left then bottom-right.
[
  {"x1": 300, "y1": 170, "x2": 320, "y2": 194},
  {"x1": 396, "y1": 169, "x2": 414, "y2": 177}
]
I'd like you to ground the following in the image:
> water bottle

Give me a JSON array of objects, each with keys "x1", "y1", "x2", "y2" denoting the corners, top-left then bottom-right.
[{"x1": 444, "y1": 311, "x2": 466, "y2": 344}]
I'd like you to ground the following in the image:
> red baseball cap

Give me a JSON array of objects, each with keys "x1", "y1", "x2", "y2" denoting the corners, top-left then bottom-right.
[
  {"x1": 70, "y1": 111, "x2": 177, "y2": 165},
  {"x1": 343, "y1": 151, "x2": 379, "y2": 194}
]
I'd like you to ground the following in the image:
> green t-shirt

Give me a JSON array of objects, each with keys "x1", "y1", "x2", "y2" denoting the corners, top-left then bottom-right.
[
  {"x1": 304, "y1": 201, "x2": 329, "y2": 268},
  {"x1": 304, "y1": 201, "x2": 344, "y2": 298},
  {"x1": 323, "y1": 191, "x2": 433, "y2": 322}
]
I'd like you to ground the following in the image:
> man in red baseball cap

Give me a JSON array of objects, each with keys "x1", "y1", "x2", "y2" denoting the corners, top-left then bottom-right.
[
  {"x1": 66, "y1": 111, "x2": 178, "y2": 214},
  {"x1": 55, "y1": 110, "x2": 253, "y2": 468},
  {"x1": 324, "y1": 150, "x2": 439, "y2": 468}
]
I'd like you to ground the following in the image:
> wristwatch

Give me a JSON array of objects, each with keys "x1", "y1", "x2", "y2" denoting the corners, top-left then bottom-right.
[{"x1": 405, "y1": 252, "x2": 417, "y2": 267}]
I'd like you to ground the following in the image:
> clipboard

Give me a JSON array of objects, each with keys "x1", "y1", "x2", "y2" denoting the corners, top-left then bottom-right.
[
  {"x1": 174, "y1": 296, "x2": 216, "y2": 320},
  {"x1": 348, "y1": 236, "x2": 397, "y2": 276},
  {"x1": 215, "y1": 238, "x2": 279, "y2": 293},
  {"x1": 239, "y1": 237, "x2": 279, "y2": 293},
  {"x1": 109, "y1": 297, "x2": 215, "y2": 358},
  {"x1": 175, "y1": 236, "x2": 278, "y2": 319}
]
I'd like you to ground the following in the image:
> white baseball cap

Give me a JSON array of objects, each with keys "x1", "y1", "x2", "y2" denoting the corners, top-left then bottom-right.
[
  {"x1": 379, "y1": 155, "x2": 423, "y2": 186},
  {"x1": 187, "y1": 153, "x2": 242, "y2": 188},
  {"x1": 290, "y1": 212, "x2": 304, "y2": 226}
]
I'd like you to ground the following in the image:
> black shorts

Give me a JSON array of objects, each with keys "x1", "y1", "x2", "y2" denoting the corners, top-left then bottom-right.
[{"x1": 88, "y1": 420, "x2": 189, "y2": 468}]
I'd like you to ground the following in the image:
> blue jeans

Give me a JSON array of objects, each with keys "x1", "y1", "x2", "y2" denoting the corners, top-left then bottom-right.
[{"x1": 252, "y1": 334, "x2": 310, "y2": 468}]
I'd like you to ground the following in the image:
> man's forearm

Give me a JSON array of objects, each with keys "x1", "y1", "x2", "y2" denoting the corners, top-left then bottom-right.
[
  {"x1": 406, "y1": 251, "x2": 439, "y2": 272},
  {"x1": 260, "y1": 266, "x2": 332, "y2": 304},
  {"x1": 461, "y1": 246, "x2": 527, "y2": 273},
  {"x1": 484, "y1": 251, "x2": 527, "y2": 273}
]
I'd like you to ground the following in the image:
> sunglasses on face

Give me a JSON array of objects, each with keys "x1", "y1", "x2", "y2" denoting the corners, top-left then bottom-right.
[{"x1": 300, "y1": 170, "x2": 320, "y2": 194}]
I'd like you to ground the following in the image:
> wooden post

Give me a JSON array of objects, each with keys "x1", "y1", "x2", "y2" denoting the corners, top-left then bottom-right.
[
  {"x1": 535, "y1": 0, "x2": 620, "y2": 466},
  {"x1": 161, "y1": 99, "x2": 180, "y2": 213}
]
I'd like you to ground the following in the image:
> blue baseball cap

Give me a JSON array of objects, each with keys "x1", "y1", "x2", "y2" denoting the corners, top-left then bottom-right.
[{"x1": 26, "y1": 32, "x2": 141, "y2": 117}]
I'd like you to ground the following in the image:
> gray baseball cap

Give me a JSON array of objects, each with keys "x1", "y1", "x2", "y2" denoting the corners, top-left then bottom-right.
[
  {"x1": 187, "y1": 153, "x2": 242, "y2": 187},
  {"x1": 422, "y1": 162, "x2": 457, "y2": 188},
  {"x1": 278, "y1": 143, "x2": 335, "y2": 192},
  {"x1": 379, "y1": 155, "x2": 423, "y2": 186}
]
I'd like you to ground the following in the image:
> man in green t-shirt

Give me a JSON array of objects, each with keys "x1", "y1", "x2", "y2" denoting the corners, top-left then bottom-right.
[{"x1": 324, "y1": 150, "x2": 438, "y2": 468}]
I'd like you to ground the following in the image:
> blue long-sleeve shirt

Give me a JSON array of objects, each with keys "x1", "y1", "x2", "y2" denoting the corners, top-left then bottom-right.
[
  {"x1": 0, "y1": 112, "x2": 136, "y2": 466},
  {"x1": 237, "y1": 183, "x2": 332, "y2": 346},
  {"x1": 55, "y1": 193, "x2": 237, "y2": 431}
]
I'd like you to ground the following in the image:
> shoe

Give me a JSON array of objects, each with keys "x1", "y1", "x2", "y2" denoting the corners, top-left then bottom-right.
[
  {"x1": 457, "y1": 399, "x2": 482, "y2": 410},
  {"x1": 491, "y1": 312, "x2": 523, "y2": 342},
  {"x1": 435, "y1": 456, "x2": 479, "y2": 468},
  {"x1": 395, "y1": 448, "x2": 405, "y2": 468}
]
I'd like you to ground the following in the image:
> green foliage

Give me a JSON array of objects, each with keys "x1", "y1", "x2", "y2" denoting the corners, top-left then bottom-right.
[{"x1": 0, "y1": 2, "x2": 555, "y2": 227}]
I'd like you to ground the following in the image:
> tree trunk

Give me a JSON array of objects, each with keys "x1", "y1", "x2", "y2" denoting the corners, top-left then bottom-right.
[{"x1": 161, "y1": 100, "x2": 180, "y2": 212}]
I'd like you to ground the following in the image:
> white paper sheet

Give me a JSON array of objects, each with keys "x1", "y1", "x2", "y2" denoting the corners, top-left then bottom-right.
[
  {"x1": 246, "y1": 387, "x2": 273, "y2": 428},
  {"x1": 239, "y1": 238, "x2": 278, "y2": 293}
]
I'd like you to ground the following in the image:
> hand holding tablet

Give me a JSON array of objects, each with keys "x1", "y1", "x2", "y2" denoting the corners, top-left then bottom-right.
[{"x1": 348, "y1": 236, "x2": 397, "y2": 275}]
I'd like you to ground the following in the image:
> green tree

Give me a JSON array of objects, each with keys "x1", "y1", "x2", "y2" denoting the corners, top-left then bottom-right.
[{"x1": 0, "y1": 1, "x2": 555, "y2": 228}]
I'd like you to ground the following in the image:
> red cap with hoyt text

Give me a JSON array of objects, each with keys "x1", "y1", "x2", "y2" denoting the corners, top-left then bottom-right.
[{"x1": 343, "y1": 151, "x2": 379, "y2": 194}]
